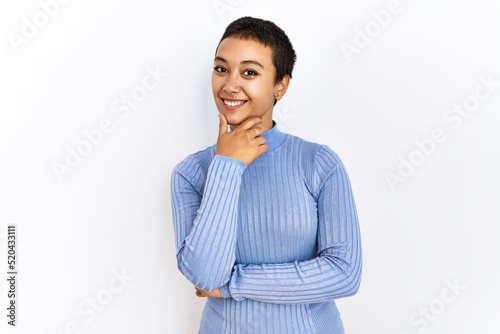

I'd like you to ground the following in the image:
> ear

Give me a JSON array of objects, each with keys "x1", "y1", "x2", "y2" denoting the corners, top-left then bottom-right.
[{"x1": 274, "y1": 75, "x2": 291, "y2": 100}]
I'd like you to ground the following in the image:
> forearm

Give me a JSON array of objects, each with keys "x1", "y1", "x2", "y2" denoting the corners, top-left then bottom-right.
[
  {"x1": 221, "y1": 145, "x2": 362, "y2": 304},
  {"x1": 172, "y1": 155, "x2": 246, "y2": 291},
  {"x1": 223, "y1": 242, "x2": 362, "y2": 304}
]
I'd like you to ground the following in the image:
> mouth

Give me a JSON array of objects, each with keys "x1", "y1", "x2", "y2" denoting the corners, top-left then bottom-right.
[{"x1": 221, "y1": 98, "x2": 248, "y2": 109}]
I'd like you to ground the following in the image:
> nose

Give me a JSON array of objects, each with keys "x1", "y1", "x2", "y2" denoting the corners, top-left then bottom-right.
[{"x1": 223, "y1": 73, "x2": 240, "y2": 95}]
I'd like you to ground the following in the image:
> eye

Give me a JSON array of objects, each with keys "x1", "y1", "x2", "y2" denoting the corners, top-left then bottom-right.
[
  {"x1": 213, "y1": 66, "x2": 227, "y2": 73},
  {"x1": 243, "y1": 69, "x2": 257, "y2": 76}
]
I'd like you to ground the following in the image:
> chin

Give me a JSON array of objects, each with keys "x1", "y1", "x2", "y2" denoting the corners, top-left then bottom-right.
[
  {"x1": 224, "y1": 116, "x2": 244, "y2": 128},
  {"x1": 220, "y1": 110, "x2": 246, "y2": 124}
]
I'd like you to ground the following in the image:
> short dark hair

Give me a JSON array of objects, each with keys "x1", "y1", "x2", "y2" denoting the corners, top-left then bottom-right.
[{"x1": 216, "y1": 16, "x2": 297, "y2": 84}]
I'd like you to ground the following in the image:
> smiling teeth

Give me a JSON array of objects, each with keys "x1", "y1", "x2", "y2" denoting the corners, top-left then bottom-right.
[{"x1": 224, "y1": 100, "x2": 245, "y2": 107}]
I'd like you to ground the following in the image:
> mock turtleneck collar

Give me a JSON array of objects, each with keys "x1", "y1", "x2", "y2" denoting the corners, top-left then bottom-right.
[{"x1": 262, "y1": 121, "x2": 287, "y2": 152}]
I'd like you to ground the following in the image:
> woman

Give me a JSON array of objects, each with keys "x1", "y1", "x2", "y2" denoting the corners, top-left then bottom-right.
[{"x1": 171, "y1": 16, "x2": 362, "y2": 333}]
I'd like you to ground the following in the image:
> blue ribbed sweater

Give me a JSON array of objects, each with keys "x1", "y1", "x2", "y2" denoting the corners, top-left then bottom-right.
[{"x1": 171, "y1": 123, "x2": 362, "y2": 333}]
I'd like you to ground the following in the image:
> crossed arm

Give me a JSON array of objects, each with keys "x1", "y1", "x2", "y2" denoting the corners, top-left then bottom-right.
[{"x1": 171, "y1": 125, "x2": 361, "y2": 304}]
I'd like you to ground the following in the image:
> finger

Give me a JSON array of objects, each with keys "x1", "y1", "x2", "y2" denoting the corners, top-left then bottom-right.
[
  {"x1": 258, "y1": 143, "x2": 269, "y2": 154},
  {"x1": 238, "y1": 116, "x2": 262, "y2": 130},
  {"x1": 218, "y1": 113, "x2": 228, "y2": 137},
  {"x1": 244, "y1": 127, "x2": 263, "y2": 140},
  {"x1": 253, "y1": 135, "x2": 266, "y2": 145},
  {"x1": 251, "y1": 126, "x2": 263, "y2": 138},
  {"x1": 195, "y1": 288, "x2": 206, "y2": 297}
]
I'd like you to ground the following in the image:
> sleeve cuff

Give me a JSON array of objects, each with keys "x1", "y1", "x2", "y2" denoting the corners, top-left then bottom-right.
[
  {"x1": 213, "y1": 154, "x2": 248, "y2": 170},
  {"x1": 218, "y1": 283, "x2": 231, "y2": 298}
]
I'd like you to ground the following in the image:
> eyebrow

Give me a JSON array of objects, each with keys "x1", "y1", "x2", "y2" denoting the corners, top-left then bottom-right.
[{"x1": 214, "y1": 56, "x2": 265, "y2": 69}]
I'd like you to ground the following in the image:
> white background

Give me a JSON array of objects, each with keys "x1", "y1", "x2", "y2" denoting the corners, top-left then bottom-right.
[{"x1": 1, "y1": 0, "x2": 499, "y2": 333}]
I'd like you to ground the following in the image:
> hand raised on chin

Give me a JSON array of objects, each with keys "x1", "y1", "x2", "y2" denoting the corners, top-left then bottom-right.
[{"x1": 216, "y1": 114, "x2": 268, "y2": 166}]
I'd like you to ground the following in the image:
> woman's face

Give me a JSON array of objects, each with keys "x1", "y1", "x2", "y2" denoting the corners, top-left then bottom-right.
[{"x1": 212, "y1": 37, "x2": 286, "y2": 131}]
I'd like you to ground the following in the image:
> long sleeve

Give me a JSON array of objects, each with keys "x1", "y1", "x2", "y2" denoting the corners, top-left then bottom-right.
[
  {"x1": 223, "y1": 145, "x2": 362, "y2": 304},
  {"x1": 171, "y1": 127, "x2": 360, "y2": 333},
  {"x1": 171, "y1": 153, "x2": 246, "y2": 291}
]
